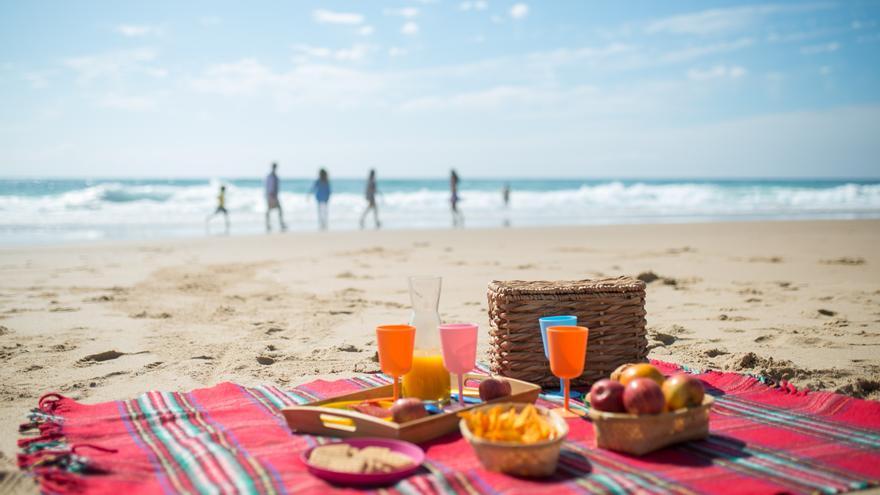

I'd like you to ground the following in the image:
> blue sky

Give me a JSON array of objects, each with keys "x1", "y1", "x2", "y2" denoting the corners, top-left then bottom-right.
[{"x1": 1, "y1": 0, "x2": 879, "y2": 178}]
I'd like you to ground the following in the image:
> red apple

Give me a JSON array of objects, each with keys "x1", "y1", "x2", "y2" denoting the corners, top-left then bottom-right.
[
  {"x1": 623, "y1": 378, "x2": 665, "y2": 415},
  {"x1": 479, "y1": 378, "x2": 512, "y2": 402},
  {"x1": 589, "y1": 379, "x2": 626, "y2": 413},
  {"x1": 662, "y1": 373, "x2": 705, "y2": 410},
  {"x1": 390, "y1": 398, "x2": 428, "y2": 422}
]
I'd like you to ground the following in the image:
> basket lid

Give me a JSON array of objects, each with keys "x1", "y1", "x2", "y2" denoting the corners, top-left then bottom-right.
[{"x1": 488, "y1": 276, "x2": 645, "y2": 296}]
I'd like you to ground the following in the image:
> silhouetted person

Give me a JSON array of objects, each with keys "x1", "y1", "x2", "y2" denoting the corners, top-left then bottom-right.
[
  {"x1": 502, "y1": 182, "x2": 511, "y2": 228},
  {"x1": 206, "y1": 185, "x2": 229, "y2": 234},
  {"x1": 450, "y1": 169, "x2": 463, "y2": 227},
  {"x1": 310, "y1": 168, "x2": 331, "y2": 230},
  {"x1": 359, "y1": 169, "x2": 381, "y2": 229},
  {"x1": 265, "y1": 162, "x2": 287, "y2": 232}
]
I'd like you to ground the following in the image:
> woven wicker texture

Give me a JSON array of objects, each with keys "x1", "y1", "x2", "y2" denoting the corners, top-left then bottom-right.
[
  {"x1": 459, "y1": 403, "x2": 568, "y2": 477},
  {"x1": 587, "y1": 396, "x2": 713, "y2": 456},
  {"x1": 487, "y1": 277, "x2": 648, "y2": 388}
]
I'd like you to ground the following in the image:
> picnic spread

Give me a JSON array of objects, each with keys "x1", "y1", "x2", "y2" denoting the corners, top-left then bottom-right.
[{"x1": 17, "y1": 276, "x2": 880, "y2": 493}]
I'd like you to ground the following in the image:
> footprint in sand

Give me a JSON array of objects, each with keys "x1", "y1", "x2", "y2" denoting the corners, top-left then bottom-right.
[
  {"x1": 704, "y1": 348, "x2": 729, "y2": 358},
  {"x1": 49, "y1": 306, "x2": 79, "y2": 313},
  {"x1": 79, "y1": 350, "x2": 126, "y2": 363},
  {"x1": 747, "y1": 256, "x2": 784, "y2": 263},
  {"x1": 718, "y1": 314, "x2": 752, "y2": 322},
  {"x1": 819, "y1": 257, "x2": 866, "y2": 266}
]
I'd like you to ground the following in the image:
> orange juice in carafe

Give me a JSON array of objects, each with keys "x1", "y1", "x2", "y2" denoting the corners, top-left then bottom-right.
[
  {"x1": 402, "y1": 350, "x2": 450, "y2": 402},
  {"x1": 402, "y1": 276, "x2": 451, "y2": 402}
]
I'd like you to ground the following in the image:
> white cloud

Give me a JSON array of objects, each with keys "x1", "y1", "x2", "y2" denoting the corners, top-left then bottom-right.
[
  {"x1": 510, "y1": 3, "x2": 529, "y2": 20},
  {"x1": 23, "y1": 72, "x2": 50, "y2": 89},
  {"x1": 385, "y1": 7, "x2": 419, "y2": 18},
  {"x1": 189, "y1": 59, "x2": 389, "y2": 109},
  {"x1": 389, "y1": 47, "x2": 409, "y2": 57},
  {"x1": 687, "y1": 64, "x2": 747, "y2": 81},
  {"x1": 292, "y1": 44, "x2": 373, "y2": 63},
  {"x1": 658, "y1": 37, "x2": 754, "y2": 64},
  {"x1": 98, "y1": 93, "x2": 158, "y2": 111},
  {"x1": 801, "y1": 41, "x2": 840, "y2": 55},
  {"x1": 645, "y1": 3, "x2": 834, "y2": 36},
  {"x1": 114, "y1": 24, "x2": 163, "y2": 37},
  {"x1": 358, "y1": 25, "x2": 375, "y2": 36},
  {"x1": 401, "y1": 21, "x2": 419, "y2": 35},
  {"x1": 459, "y1": 1, "x2": 488, "y2": 11},
  {"x1": 64, "y1": 48, "x2": 165, "y2": 83},
  {"x1": 313, "y1": 9, "x2": 364, "y2": 25}
]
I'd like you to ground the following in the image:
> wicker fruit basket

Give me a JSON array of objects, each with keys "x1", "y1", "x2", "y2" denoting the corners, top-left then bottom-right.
[
  {"x1": 459, "y1": 403, "x2": 568, "y2": 477},
  {"x1": 588, "y1": 396, "x2": 714, "y2": 456},
  {"x1": 487, "y1": 277, "x2": 648, "y2": 388}
]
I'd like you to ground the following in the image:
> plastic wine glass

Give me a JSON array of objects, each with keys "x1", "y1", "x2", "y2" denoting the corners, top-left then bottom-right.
[
  {"x1": 547, "y1": 325, "x2": 589, "y2": 416},
  {"x1": 538, "y1": 315, "x2": 582, "y2": 399},
  {"x1": 438, "y1": 323, "x2": 478, "y2": 406},
  {"x1": 376, "y1": 325, "x2": 416, "y2": 402}
]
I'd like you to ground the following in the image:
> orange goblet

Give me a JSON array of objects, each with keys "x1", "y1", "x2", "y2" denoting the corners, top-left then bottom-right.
[
  {"x1": 376, "y1": 324, "x2": 416, "y2": 401},
  {"x1": 547, "y1": 325, "x2": 588, "y2": 414}
]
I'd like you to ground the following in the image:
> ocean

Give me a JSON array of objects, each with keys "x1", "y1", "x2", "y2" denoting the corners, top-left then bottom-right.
[{"x1": 1, "y1": 178, "x2": 879, "y2": 245}]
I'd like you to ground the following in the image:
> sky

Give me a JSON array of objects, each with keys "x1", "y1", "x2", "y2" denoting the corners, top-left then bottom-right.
[{"x1": 1, "y1": 0, "x2": 879, "y2": 179}]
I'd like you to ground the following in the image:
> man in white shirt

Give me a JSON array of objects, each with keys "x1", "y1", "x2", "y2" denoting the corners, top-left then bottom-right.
[{"x1": 265, "y1": 162, "x2": 287, "y2": 232}]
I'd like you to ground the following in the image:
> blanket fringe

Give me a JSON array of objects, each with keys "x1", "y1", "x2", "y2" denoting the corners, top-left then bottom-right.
[{"x1": 17, "y1": 392, "x2": 113, "y2": 493}]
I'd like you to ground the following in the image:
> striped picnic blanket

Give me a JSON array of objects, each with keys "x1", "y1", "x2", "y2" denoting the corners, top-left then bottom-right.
[{"x1": 18, "y1": 361, "x2": 880, "y2": 494}]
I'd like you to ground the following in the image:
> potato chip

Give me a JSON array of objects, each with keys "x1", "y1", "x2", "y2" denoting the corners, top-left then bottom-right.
[{"x1": 460, "y1": 404, "x2": 557, "y2": 444}]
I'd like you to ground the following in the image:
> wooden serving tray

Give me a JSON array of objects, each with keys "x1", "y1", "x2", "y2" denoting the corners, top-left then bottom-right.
[{"x1": 282, "y1": 373, "x2": 541, "y2": 444}]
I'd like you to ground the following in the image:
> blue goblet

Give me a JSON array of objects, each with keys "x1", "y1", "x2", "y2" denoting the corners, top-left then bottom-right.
[{"x1": 539, "y1": 315, "x2": 583, "y2": 398}]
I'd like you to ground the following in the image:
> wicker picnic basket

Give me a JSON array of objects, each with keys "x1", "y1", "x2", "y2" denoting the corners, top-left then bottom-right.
[{"x1": 487, "y1": 277, "x2": 648, "y2": 388}]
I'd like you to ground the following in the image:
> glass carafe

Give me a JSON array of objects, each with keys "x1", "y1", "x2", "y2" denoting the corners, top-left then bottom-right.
[{"x1": 402, "y1": 276, "x2": 450, "y2": 402}]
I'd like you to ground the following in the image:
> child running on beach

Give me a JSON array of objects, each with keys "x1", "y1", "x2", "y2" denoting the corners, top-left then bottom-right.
[
  {"x1": 205, "y1": 185, "x2": 230, "y2": 235},
  {"x1": 310, "y1": 168, "x2": 331, "y2": 231}
]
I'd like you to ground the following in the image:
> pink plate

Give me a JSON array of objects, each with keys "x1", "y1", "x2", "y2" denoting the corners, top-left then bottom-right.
[{"x1": 301, "y1": 437, "x2": 425, "y2": 486}]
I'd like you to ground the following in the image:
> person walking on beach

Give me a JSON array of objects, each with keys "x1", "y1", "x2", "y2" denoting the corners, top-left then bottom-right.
[
  {"x1": 359, "y1": 169, "x2": 381, "y2": 230},
  {"x1": 310, "y1": 168, "x2": 331, "y2": 231},
  {"x1": 450, "y1": 169, "x2": 464, "y2": 228},
  {"x1": 502, "y1": 182, "x2": 511, "y2": 228},
  {"x1": 206, "y1": 184, "x2": 230, "y2": 235},
  {"x1": 265, "y1": 162, "x2": 287, "y2": 232}
]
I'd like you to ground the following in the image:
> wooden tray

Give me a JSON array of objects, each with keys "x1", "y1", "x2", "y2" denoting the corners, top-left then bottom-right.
[{"x1": 282, "y1": 374, "x2": 541, "y2": 444}]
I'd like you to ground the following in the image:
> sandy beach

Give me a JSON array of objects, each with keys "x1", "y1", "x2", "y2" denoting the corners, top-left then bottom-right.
[{"x1": 2, "y1": 219, "x2": 879, "y2": 477}]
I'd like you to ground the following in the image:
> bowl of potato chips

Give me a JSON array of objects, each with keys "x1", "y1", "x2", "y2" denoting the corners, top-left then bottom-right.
[{"x1": 458, "y1": 403, "x2": 568, "y2": 477}]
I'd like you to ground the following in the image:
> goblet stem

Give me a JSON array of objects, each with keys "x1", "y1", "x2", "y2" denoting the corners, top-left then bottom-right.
[
  {"x1": 563, "y1": 378, "x2": 571, "y2": 412},
  {"x1": 457, "y1": 374, "x2": 464, "y2": 405},
  {"x1": 393, "y1": 375, "x2": 400, "y2": 402}
]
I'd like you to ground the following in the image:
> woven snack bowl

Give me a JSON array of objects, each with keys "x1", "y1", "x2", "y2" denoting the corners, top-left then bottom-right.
[
  {"x1": 459, "y1": 402, "x2": 569, "y2": 477},
  {"x1": 588, "y1": 395, "x2": 714, "y2": 456}
]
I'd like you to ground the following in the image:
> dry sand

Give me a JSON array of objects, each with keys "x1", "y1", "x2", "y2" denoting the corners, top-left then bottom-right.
[{"x1": 1, "y1": 219, "x2": 879, "y2": 481}]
